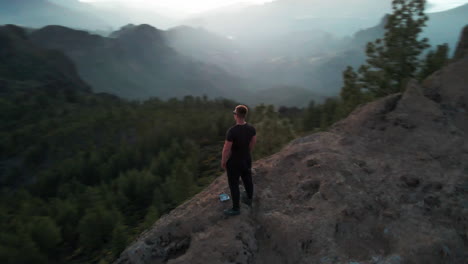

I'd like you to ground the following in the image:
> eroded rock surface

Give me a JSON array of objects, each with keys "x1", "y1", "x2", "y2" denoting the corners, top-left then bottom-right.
[{"x1": 115, "y1": 27, "x2": 468, "y2": 264}]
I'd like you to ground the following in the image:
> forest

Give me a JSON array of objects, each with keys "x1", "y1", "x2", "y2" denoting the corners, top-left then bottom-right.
[{"x1": 0, "y1": 85, "x2": 308, "y2": 263}]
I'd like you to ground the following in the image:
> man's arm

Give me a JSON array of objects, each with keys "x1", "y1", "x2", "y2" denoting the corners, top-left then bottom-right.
[
  {"x1": 249, "y1": 135, "x2": 257, "y2": 151},
  {"x1": 221, "y1": 140, "x2": 232, "y2": 169}
]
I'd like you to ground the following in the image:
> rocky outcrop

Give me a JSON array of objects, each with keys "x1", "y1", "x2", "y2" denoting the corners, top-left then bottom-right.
[{"x1": 115, "y1": 29, "x2": 468, "y2": 264}]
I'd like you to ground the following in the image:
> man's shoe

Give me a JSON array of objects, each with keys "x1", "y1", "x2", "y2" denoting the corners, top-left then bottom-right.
[{"x1": 223, "y1": 208, "x2": 240, "y2": 216}]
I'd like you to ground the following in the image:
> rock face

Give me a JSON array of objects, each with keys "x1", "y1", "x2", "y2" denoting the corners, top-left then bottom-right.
[{"x1": 115, "y1": 29, "x2": 468, "y2": 264}]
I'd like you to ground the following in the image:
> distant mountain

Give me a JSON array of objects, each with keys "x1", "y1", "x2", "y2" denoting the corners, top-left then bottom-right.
[
  {"x1": 0, "y1": 0, "x2": 109, "y2": 29},
  {"x1": 173, "y1": 2, "x2": 467, "y2": 98},
  {"x1": 173, "y1": 0, "x2": 393, "y2": 97},
  {"x1": 163, "y1": 26, "x2": 248, "y2": 77},
  {"x1": 301, "y1": 5, "x2": 468, "y2": 95},
  {"x1": 29, "y1": 24, "x2": 252, "y2": 100},
  {"x1": 349, "y1": 4, "x2": 468, "y2": 51},
  {"x1": 0, "y1": 24, "x2": 90, "y2": 92},
  {"x1": 49, "y1": 0, "x2": 177, "y2": 30},
  {"x1": 163, "y1": 24, "x2": 351, "y2": 95},
  {"x1": 187, "y1": 0, "x2": 392, "y2": 40},
  {"x1": 425, "y1": 4, "x2": 468, "y2": 51},
  {"x1": 0, "y1": 0, "x2": 177, "y2": 31},
  {"x1": 162, "y1": 21, "x2": 373, "y2": 96},
  {"x1": 351, "y1": 15, "x2": 387, "y2": 47}
]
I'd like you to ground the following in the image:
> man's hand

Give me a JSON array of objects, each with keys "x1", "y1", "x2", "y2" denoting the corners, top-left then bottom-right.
[
  {"x1": 249, "y1": 135, "x2": 257, "y2": 151},
  {"x1": 221, "y1": 140, "x2": 232, "y2": 170}
]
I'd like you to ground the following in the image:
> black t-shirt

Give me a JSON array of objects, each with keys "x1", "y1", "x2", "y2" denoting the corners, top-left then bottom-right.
[{"x1": 226, "y1": 123, "x2": 256, "y2": 162}]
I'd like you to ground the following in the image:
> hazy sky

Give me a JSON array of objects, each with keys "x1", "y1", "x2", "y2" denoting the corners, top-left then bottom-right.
[
  {"x1": 79, "y1": 0, "x2": 274, "y2": 15},
  {"x1": 427, "y1": 0, "x2": 468, "y2": 11},
  {"x1": 79, "y1": 0, "x2": 468, "y2": 15}
]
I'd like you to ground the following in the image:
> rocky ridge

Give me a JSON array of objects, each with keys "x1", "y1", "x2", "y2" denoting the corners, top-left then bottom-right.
[{"x1": 115, "y1": 27, "x2": 468, "y2": 264}]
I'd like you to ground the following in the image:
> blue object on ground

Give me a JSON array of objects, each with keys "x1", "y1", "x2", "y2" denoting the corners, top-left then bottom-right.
[{"x1": 219, "y1": 193, "x2": 230, "y2": 202}]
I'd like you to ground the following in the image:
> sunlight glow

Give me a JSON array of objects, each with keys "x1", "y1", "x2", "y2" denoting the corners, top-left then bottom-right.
[
  {"x1": 79, "y1": 0, "x2": 275, "y2": 14},
  {"x1": 78, "y1": 0, "x2": 468, "y2": 17}
]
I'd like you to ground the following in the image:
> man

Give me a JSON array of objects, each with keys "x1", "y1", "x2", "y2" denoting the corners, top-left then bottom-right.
[{"x1": 221, "y1": 105, "x2": 257, "y2": 216}]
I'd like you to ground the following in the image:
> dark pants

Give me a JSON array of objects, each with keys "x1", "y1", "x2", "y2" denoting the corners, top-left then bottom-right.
[{"x1": 226, "y1": 159, "x2": 253, "y2": 210}]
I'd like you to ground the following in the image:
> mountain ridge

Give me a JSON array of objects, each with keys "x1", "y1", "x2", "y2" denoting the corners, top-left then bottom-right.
[
  {"x1": 29, "y1": 24, "x2": 252, "y2": 101},
  {"x1": 0, "y1": 24, "x2": 91, "y2": 92}
]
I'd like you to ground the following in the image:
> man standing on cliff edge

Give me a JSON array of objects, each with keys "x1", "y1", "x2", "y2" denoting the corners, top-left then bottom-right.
[{"x1": 221, "y1": 105, "x2": 257, "y2": 216}]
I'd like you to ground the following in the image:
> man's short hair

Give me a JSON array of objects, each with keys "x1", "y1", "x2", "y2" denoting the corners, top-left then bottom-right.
[{"x1": 235, "y1": 105, "x2": 248, "y2": 118}]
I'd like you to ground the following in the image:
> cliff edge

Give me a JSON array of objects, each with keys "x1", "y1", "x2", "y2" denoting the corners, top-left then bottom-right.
[{"x1": 115, "y1": 26, "x2": 468, "y2": 264}]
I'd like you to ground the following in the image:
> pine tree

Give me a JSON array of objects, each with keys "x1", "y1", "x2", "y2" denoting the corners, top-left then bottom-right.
[
  {"x1": 303, "y1": 100, "x2": 321, "y2": 131},
  {"x1": 165, "y1": 159, "x2": 194, "y2": 205},
  {"x1": 78, "y1": 207, "x2": 117, "y2": 252},
  {"x1": 418, "y1": 43, "x2": 449, "y2": 80},
  {"x1": 110, "y1": 222, "x2": 129, "y2": 257},
  {"x1": 28, "y1": 216, "x2": 62, "y2": 256},
  {"x1": 342, "y1": 0, "x2": 430, "y2": 100},
  {"x1": 340, "y1": 66, "x2": 364, "y2": 115},
  {"x1": 142, "y1": 206, "x2": 160, "y2": 230},
  {"x1": 319, "y1": 98, "x2": 340, "y2": 129}
]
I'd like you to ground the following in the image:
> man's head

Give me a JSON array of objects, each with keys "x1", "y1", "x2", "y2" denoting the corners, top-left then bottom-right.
[{"x1": 233, "y1": 105, "x2": 248, "y2": 119}]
